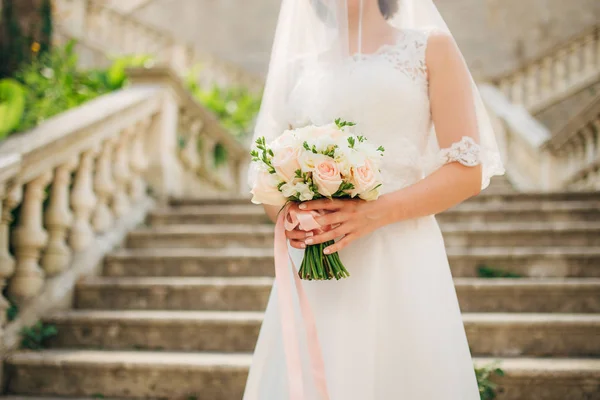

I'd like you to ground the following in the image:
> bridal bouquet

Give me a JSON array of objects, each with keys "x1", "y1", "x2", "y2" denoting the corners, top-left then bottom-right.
[{"x1": 250, "y1": 118, "x2": 385, "y2": 280}]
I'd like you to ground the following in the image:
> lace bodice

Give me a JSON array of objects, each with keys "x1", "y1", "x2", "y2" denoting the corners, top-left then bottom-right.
[{"x1": 287, "y1": 28, "x2": 440, "y2": 193}]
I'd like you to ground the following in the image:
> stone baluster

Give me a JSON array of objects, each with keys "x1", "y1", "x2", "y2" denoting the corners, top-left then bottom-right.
[
  {"x1": 498, "y1": 79, "x2": 511, "y2": 98},
  {"x1": 593, "y1": 118, "x2": 600, "y2": 159},
  {"x1": 113, "y1": 128, "x2": 133, "y2": 217},
  {"x1": 582, "y1": 34, "x2": 596, "y2": 76},
  {"x1": 554, "y1": 49, "x2": 568, "y2": 92},
  {"x1": 129, "y1": 121, "x2": 150, "y2": 201},
  {"x1": 9, "y1": 173, "x2": 52, "y2": 300},
  {"x1": 510, "y1": 74, "x2": 524, "y2": 104},
  {"x1": 92, "y1": 139, "x2": 116, "y2": 233},
  {"x1": 524, "y1": 65, "x2": 539, "y2": 107},
  {"x1": 180, "y1": 117, "x2": 204, "y2": 170},
  {"x1": 42, "y1": 159, "x2": 77, "y2": 276},
  {"x1": 0, "y1": 185, "x2": 22, "y2": 320},
  {"x1": 201, "y1": 135, "x2": 218, "y2": 173},
  {"x1": 568, "y1": 42, "x2": 582, "y2": 85},
  {"x1": 69, "y1": 150, "x2": 97, "y2": 252},
  {"x1": 583, "y1": 125, "x2": 596, "y2": 166},
  {"x1": 539, "y1": 57, "x2": 553, "y2": 100}
]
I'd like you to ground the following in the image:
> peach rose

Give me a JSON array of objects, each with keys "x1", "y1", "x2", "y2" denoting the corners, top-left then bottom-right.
[
  {"x1": 349, "y1": 159, "x2": 381, "y2": 200},
  {"x1": 272, "y1": 146, "x2": 301, "y2": 182},
  {"x1": 250, "y1": 171, "x2": 286, "y2": 206},
  {"x1": 313, "y1": 158, "x2": 343, "y2": 197}
]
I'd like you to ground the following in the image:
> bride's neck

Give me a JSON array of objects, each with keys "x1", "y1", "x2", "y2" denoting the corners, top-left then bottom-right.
[{"x1": 347, "y1": 3, "x2": 395, "y2": 53}]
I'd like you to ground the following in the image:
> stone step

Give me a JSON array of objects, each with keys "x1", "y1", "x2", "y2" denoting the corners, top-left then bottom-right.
[
  {"x1": 439, "y1": 200, "x2": 600, "y2": 223},
  {"x1": 104, "y1": 246, "x2": 600, "y2": 278},
  {"x1": 148, "y1": 205, "x2": 270, "y2": 226},
  {"x1": 75, "y1": 277, "x2": 600, "y2": 313},
  {"x1": 474, "y1": 357, "x2": 600, "y2": 400},
  {"x1": 6, "y1": 351, "x2": 600, "y2": 400},
  {"x1": 463, "y1": 313, "x2": 600, "y2": 357},
  {"x1": 43, "y1": 310, "x2": 600, "y2": 357},
  {"x1": 104, "y1": 248, "x2": 275, "y2": 278},
  {"x1": 442, "y1": 221, "x2": 600, "y2": 247},
  {"x1": 447, "y1": 246, "x2": 600, "y2": 278},
  {"x1": 149, "y1": 201, "x2": 600, "y2": 226},
  {"x1": 44, "y1": 310, "x2": 262, "y2": 352},
  {"x1": 5, "y1": 350, "x2": 251, "y2": 399},
  {"x1": 126, "y1": 225, "x2": 274, "y2": 249},
  {"x1": 170, "y1": 191, "x2": 600, "y2": 207},
  {"x1": 126, "y1": 222, "x2": 600, "y2": 249}
]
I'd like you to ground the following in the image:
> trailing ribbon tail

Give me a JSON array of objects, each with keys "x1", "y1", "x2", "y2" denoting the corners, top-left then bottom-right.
[{"x1": 275, "y1": 207, "x2": 330, "y2": 400}]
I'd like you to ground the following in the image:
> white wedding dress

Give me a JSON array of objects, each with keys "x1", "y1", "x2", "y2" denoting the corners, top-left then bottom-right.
[{"x1": 243, "y1": 28, "x2": 483, "y2": 399}]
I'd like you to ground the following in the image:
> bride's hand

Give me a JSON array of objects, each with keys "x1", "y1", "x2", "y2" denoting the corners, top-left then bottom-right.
[
  {"x1": 284, "y1": 202, "x2": 314, "y2": 249},
  {"x1": 298, "y1": 197, "x2": 389, "y2": 254}
]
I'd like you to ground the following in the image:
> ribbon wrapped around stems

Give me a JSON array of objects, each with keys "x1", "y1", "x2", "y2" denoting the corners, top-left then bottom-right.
[{"x1": 275, "y1": 204, "x2": 331, "y2": 400}]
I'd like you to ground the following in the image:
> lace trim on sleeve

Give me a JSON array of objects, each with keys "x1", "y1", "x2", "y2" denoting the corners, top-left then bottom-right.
[{"x1": 438, "y1": 136, "x2": 481, "y2": 167}]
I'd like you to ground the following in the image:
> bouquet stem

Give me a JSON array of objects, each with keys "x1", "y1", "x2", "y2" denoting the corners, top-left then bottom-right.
[{"x1": 298, "y1": 241, "x2": 350, "y2": 280}]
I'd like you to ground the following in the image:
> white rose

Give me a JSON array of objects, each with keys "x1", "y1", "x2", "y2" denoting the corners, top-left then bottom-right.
[
  {"x1": 298, "y1": 151, "x2": 328, "y2": 173},
  {"x1": 250, "y1": 171, "x2": 286, "y2": 205}
]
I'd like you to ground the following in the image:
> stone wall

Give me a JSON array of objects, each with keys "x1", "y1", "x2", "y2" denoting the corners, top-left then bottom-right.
[{"x1": 129, "y1": 0, "x2": 599, "y2": 80}]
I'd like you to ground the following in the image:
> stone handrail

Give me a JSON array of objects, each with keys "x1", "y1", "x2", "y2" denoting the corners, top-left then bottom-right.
[
  {"x1": 52, "y1": 0, "x2": 264, "y2": 92},
  {"x1": 0, "y1": 67, "x2": 248, "y2": 351},
  {"x1": 481, "y1": 84, "x2": 600, "y2": 191},
  {"x1": 543, "y1": 94, "x2": 600, "y2": 190},
  {"x1": 493, "y1": 26, "x2": 600, "y2": 114}
]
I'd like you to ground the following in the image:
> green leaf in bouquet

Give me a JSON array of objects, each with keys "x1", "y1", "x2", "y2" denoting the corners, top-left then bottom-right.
[
  {"x1": 347, "y1": 136, "x2": 356, "y2": 149},
  {"x1": 377, "y1": 145, "x2": 385, "y2": 152}
]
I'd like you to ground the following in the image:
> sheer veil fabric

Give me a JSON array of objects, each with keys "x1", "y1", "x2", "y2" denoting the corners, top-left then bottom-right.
[
  {"x1": 249, "y1": 0, "x2": 504, "y2": 189},
  {"x1": 244, "y1": 1, "x2": 504, "y2": 399}
]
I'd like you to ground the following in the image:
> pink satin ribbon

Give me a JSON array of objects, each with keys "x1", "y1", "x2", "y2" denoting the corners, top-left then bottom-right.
[{"x1": 275, "y1": 204, "x2": 330, "y2": 400}]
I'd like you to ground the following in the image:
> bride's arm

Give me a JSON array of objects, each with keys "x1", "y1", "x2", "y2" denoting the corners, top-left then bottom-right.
[
  {"x1": 300, "y1": 31, "x2": 484, "y2": 254},
  {"x1": 380, "y1": 30, "x2": 483, "y2": 222}
]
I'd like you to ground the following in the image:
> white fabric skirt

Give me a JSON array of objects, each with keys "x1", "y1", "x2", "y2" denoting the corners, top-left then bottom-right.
[{"x1": 243, "y1": 215, "x2": 480, "y2": 399}]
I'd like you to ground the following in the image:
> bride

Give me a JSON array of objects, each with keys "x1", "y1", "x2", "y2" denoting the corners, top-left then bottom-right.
[{"x1": 244, "y1": 0, "x2": 504, "y2": 399}]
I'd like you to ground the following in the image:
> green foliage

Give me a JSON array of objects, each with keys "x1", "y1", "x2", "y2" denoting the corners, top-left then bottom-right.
[
  {"x1": 20, "y1": 321, "x2": 58, "y2": 350},
  {"x1": 477, "y1": 264, "x2": 521, "y2": 278},
  {"x1": 0, "y1": 78, "x2": 26, "y2": 138},
  {"x1": 5, "y1": 40, "x2": 153, "y2": 135},
  {"x1": 91, "y1": 394, "x2": 105, "y2": 399},
  {"x1": 185, "y1": 64, "x2": 262, "y2": 140},
  {"x1": 6, "y1": 298, "x2": 19, "y2": 322},
  {"x1": 475, "y1": 362, "x2": 505, "y2": 400},
  {"x1": 105, "y1": 54, "x2": 154, "y2": 90}
]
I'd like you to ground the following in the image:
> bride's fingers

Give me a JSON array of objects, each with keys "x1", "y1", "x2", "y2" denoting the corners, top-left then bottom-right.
[
  {"x1": 299, "y1": 198, "x2": 347, "y2": 211},
  {"x1": 285, "y1": 229, "x2": 312, "y2": 241},
  {"x1": 315, "y1": 211, "x2": 348, "y2": 227},
  {"x1": 289, "y1": 238, "x2": 306, "y2": 249},
  {"x1": 323, "y1": 234, "x2": 354, "y2": 254},
  {"x1": 305, "y1": 223, "x2": 351, "y2": 245}
]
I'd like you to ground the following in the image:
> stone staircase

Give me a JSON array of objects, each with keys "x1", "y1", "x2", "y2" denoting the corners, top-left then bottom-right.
[{"x1": 4, "y1": 191, "x2": 600, "y2": 400}]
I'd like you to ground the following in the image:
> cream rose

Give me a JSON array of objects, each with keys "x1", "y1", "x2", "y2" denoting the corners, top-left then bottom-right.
[
  {"x1": 313, "y1": 158, "x2": 343, "y2": 197},
  {"x1": 272, "y1": 146, "x2": 301, "y2": 182},
  {"x1": 349, "y1": 158, "x2": 381, "y2": 200},
  {"x1": 250, "y1": 171, "x2": 286, "y2": 206}
]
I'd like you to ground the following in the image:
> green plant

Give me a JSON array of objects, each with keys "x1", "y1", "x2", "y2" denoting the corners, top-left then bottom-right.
[
  {"x1": 6, "y1": 298, "x2": 19, "y2": 322},
  {"x1": 0, "y1": 78, "x2": 26, "y2": 138},
  {"x1": 475, "y1": 362, "x2": 504, "y2": 400},
  {"x1": 20, "y1": 321, "x2": 58, "y2": 350},
  {"x1": 91, "y1": 394, "x2": 105, "y2": 399},
  {"x1": 5, "y1": 40, "x2": 153, "y2": 135},
  {"x1": 105, "y1": 54, "x2": 154, "y2": 90},
  {"x1": 186, "y1": 64, "x2": 262, "y2": 140},
  {"x1": 477, "y1": 264, "x2": 521, "y2": 278}
]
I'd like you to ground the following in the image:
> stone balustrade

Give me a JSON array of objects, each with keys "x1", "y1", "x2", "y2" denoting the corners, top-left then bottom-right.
[
  {"x1": 0, "y1": 67, "x2": 248, "y2": 351},
  {"x1": 494, "y1": 26, "x2": 600, "y2": 114},
  {"x1": 52, "y1": 0, "x2": 263, "y2": 92},
  {"x1": 481, "y1": 84, "x2": 600, "y2": 191},
  {"x1": 544, "y1": 95, "x2": 600, "y2": 190}
]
